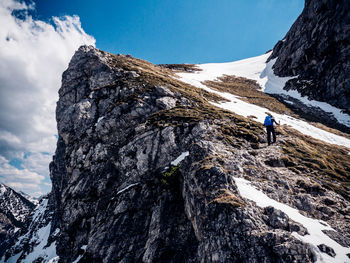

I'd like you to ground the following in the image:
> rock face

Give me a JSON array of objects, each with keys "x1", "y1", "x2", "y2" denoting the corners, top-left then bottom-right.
[
  {"x1": 269, "y1": 0, "x2": 350, "y2": 112},
  {"x1": 3, "y1": 44, "x2": 350, "y2": 262},
  {"x1": 0, "y1": 184, "x2": 35, "y2": 257},
  {"x1": 31, "y1": 45, "x2": 349, "y2": 263}
]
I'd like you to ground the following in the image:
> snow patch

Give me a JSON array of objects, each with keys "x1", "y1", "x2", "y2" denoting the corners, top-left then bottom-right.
[
  {"x1": 72, "y1": 255, "x2": 83, "y2": 263},
  {"x1": 117, "y1": 183, "x2": 139, "y2": 195},
  {"x1": 234, "y1": 177, "x2": 350, "y2": 263},
  {"x1": 97, "y1": 116, "x2": 104, "y2": 123},
  {"x1": 171, "y1": 151, "x2": 189, "y2": 166},
  {"x1": 0, "y1": 184, "x2": 6, "y2": 195},
  {"x1": 72, "y1": 245, "x2": 87, "y2": 263},
  {"x1": 47, "y1": 256, "x2": 59, "y2": 263}
]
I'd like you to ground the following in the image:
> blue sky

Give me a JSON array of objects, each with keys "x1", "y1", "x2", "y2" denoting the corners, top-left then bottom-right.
[{"x1": 33, "y1": 0, "x2": 304, "y2": 64}]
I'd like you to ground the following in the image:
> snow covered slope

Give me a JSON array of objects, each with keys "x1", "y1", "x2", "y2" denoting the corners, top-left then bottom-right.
[
  {"x1": 0, "y1": 184, "x2": 35, "y2": 224},
  {"x1": 177, "y1": 53, "x2": 350, "y2": 148},
  {"x1": 0, "y1": 184, "x2": 35, "y2": 258},
  {"x1": 1, "y1": 198, "x2": 58, "y2": 263}
]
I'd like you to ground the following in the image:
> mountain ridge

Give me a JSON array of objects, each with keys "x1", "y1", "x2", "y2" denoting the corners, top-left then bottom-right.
[
  {"x1": 1, "y1": 0, "x2": 350, "y2": 261},
  {"x1": 0, "y1": 183, "x2": 35, "y2": 258}
]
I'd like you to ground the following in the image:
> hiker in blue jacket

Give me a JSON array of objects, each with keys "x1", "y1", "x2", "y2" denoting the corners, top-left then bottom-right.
[{"x1": 264, "y1": 113, "x2": 280, "y2": 145}]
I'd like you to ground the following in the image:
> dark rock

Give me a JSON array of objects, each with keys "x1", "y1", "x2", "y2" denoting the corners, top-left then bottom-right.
[
  {"x1": 264, "y1": 158, "x2": 285, "y2": 167},
  {"x1": 269, "y1": 0, "x2": 350, "y2": 113},
  {"x1": 264, "y1": 206, "x2": 308, "y2": 236},
  {"x1": 323, "y1": 230, "x2": 350, "y2": 248},
  {"x1": 317, "y1": 244, "x2": 336, "y2": 257}
]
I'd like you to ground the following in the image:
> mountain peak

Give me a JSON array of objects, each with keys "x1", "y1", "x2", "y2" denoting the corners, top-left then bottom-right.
[{"x1": 2, "y1": 1, "x2": 350, "y2": 262}]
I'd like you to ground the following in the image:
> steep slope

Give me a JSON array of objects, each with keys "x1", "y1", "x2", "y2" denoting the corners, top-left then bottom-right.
[
  {"x1": 268, "y1": 0, "x2": 350, "y2": 113},
  {"x1": 0, "y1": 184, "x2": 35, "y2": 257},
  {"x1": 1, "y1": 197, "x2": 58, "y2": 263},
  {"x1": 5, "y1": 46, "x2": 344, "y2": 263}
]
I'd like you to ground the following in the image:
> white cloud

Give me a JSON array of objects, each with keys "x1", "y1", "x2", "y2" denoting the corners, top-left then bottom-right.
[
  {"x1": 0, "y1": 155, "x2": 44, "y2": 195},
  {"x1": 0, "y1": 0, "x2": 95, "y2": 196}
]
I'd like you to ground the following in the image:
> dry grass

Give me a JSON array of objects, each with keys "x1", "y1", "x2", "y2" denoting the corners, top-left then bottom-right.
[
  {"x1": 209, "y1": 189, "x2": 245, "y2": 208},
  {"x1": 203, "y1": 75, "x2": 295, "y2": 115},
  {"x1": 158, "y1": 63, "x2": 202, "y2": 73},
  {"x1": 104, "y1": 52, "x2": 226, "y2": 104},
  {"x1": 279, "y1": 125, "x2": 350, "y2": 200}
]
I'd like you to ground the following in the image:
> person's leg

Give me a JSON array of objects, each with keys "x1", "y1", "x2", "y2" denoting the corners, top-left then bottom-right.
[
  {"x1": 266, "y1": 126, "x2": 271, "y2": 145},
  {"x1": 272, "y1": 126, "x2": 276, "y2": 143}
]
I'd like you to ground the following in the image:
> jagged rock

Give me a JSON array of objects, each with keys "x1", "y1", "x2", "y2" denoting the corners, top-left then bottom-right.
[
  {"x1": 41, "y1": 46, "x2": 321, "y2": 263},
  {"x1": 4, "y1": 22, "x2": 350, "y2": 261},
  {"x1": 317, "y1": 244, "x2": 336, "y2": 257},
  {"x1": 269, "y1": 0, "x2": 350, "y2": 113},
  {"x1": 264, "y1": 206, "x2": 308, "y2": 236},
  {"x1": 0, "y1": 184, "x2": 35, "y2": 258}
]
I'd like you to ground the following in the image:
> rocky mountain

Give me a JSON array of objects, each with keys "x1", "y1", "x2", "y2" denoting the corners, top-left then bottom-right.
[
  {"x1": 18, "y1": 192, "x2": 40, "y2": 206},
  {"x1": 268, "y1": 0, "x2": 350, "y2": 114},
  {"x1": 3, "y1": 44, "x2": 350, "y2": 263},
  {"x1": 2, "y1": 1, "x2": 350, "y2": 262},
  {"x1": 1, "y1": 196, "x2": 58, "y2": 263},
  {"x1": 0, "y1": 184, "x2": 35, "y2": 257}
]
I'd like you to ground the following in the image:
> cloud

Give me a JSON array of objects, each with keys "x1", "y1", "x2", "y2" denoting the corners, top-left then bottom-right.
[{"x1": 0, "y1": 0, "x2": 95, "y2": 196}]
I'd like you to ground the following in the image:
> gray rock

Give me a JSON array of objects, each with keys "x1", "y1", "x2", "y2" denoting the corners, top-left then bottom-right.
[
  {"x1": 317, "y1": 244, "x2": 336, "y2": 257},
  {"x1": 269, "y1": 0, "x2": 350, "y2": 114}
]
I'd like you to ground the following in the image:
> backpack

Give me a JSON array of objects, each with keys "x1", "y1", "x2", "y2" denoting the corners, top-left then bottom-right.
[{"x1": 264, "y1": 116, "x2": 272, "y2": 126}]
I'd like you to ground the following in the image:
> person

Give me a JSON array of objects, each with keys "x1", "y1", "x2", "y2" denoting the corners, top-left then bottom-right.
[{"x1": 263, "y1": 113, "x2": 280, "y2": 145}]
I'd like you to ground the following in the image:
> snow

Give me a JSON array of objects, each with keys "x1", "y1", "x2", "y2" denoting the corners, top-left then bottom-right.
[
  {"x1": 1, "y1": 252, "x2": 21, "y2": 263},
  {"x1": 72, "y1": 245, "x2": 87, "y2": 263},
  {"x1": 117, "y1": 183, "x2": 139, "y2": 195},
  {"x1": 171, "y1": 151, "x2": 189, "y2": 166},
  {"x1": 47, "y1": 256, "x2": 59, "y2": 263},
  {"x1": 0, "y1": 184, "x2": 6, "y2": 195},
  {"x1": 3, "y1": 199, "x2": 58, "y2": 263},
  {"x1": 234, "y1": 177, "x2": 350, "y2": 263},
  {"x1": 177, "y1": 53, "x2": 350, "y2": 149},
  {"x1": 19, "y1": 191, "x2": 39, "y2": 205},
  {"x1": 97, "y1": 116, "x2": 104, "y2": 123},
  {"x1": 52, "y1": 228, "x2": 60, "y2": 236},
  {"x1": 72, "y1": 255, "x2": 83, "y2": 263}
]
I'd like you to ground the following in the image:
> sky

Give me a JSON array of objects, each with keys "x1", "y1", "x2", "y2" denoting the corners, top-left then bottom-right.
[{"x1": 0, "y1": 0, "x2": 304, "y2": 197}]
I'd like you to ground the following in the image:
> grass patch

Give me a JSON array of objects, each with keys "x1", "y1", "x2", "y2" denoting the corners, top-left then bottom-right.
[
  {"x1": 147, "y1": 105, "x2": 264, "y2": 148},
  {"x1": 203, "y1": 75, "x2": 296, "y2": 116},
  {"x1": 104, "y1": 52, "x2": 225, "y2": 104},
  {"x1": 161, "y1": 165, "x2": 181, "y2": 185},
  {"x1": 279, "y1": 126, "x2": 350, "y2": 200},
  {"x1": 209, "y1": 189, "x2": 245, "y2": 208},
  {"x1": 158, "y1": 63, "x2": 202, "y2": 73}
]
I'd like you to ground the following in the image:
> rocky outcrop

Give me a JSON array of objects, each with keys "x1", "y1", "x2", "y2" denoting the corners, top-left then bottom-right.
[
  {"x1": 269, "y1": 0, "x2": 350, "y2": 113},
  {"x1": 0, "y1": 184, "x2": 35, "y2": 258},
  {"x1": 38, "y1": 46, "x2": 350, "y2": 263}
]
